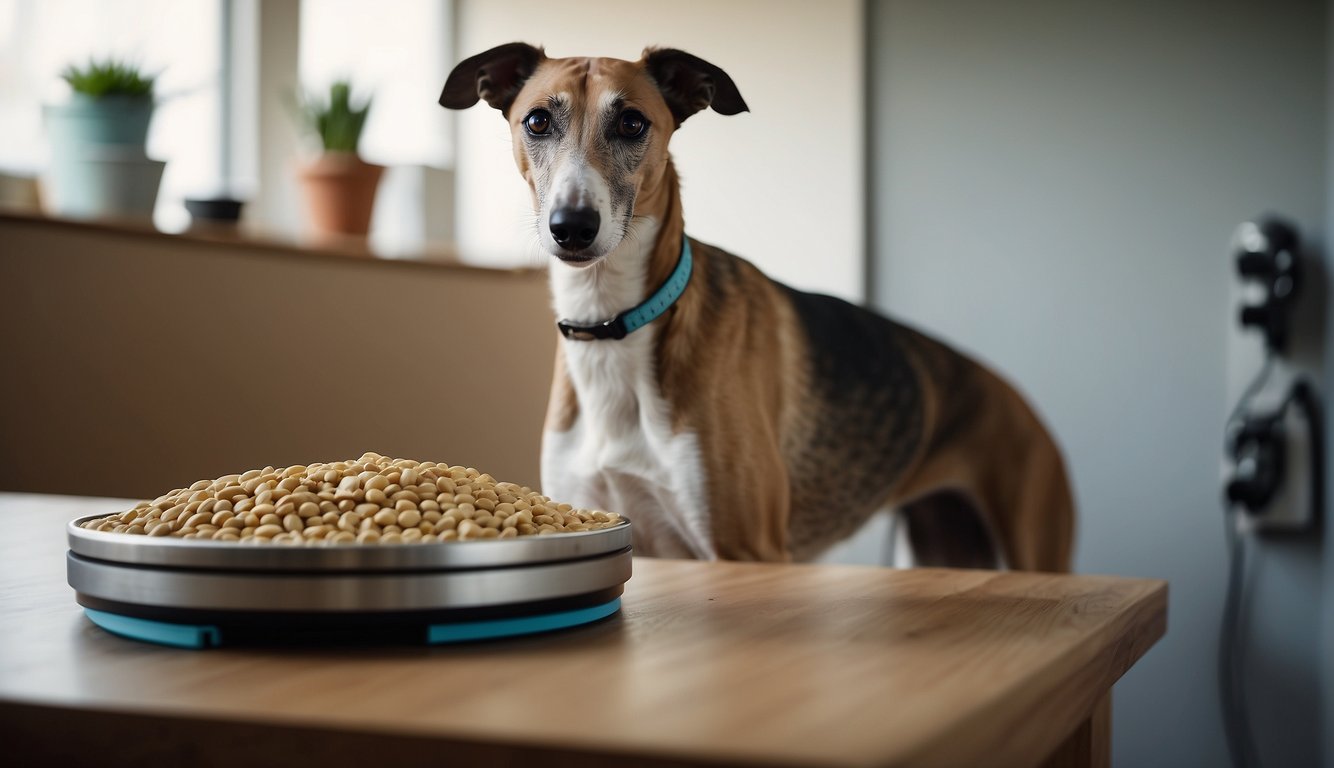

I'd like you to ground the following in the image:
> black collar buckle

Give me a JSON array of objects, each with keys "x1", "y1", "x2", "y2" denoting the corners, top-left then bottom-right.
[{"x1": 557, "y1": 316, "x2": 629, "y2": 341}]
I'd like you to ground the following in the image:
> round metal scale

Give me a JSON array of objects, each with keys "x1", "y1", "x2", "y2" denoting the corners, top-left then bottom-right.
[{"x1": 67, "y1": 514, "x2": 632, "y2": 649}]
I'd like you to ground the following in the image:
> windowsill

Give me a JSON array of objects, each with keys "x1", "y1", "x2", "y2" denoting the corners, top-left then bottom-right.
[{"x1": 0, "y1": 207, "x2": 542, "y2": 276}]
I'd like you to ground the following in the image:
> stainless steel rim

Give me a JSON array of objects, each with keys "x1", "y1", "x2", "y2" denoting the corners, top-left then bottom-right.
[
  {"x1": 69, "y1": 514, "x2": 631, "y2": 572},
  {"x1": 68, "y1": 548, "x2": 632, "y2": 612}
]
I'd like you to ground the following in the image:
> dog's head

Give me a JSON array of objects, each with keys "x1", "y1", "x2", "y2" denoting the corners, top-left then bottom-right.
[{"x1": 441, "y1": 44, "x2": 747, "y2": 267}]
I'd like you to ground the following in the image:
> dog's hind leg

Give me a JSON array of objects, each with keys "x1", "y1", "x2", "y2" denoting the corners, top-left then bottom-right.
[
  {"x1": 894, "y1": 378, "x2": 1075, "y2": 572},
  {"x1": 892, "y1": 332, "x2": 1076, "y2": 573},
  {"x1": 899, "y1": 491, "x2": 1001, "y2": 569}
]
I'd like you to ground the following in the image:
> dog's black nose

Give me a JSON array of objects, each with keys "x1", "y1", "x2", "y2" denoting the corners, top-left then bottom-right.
[{"x1": 550, "y1": 207, "x2": 600, "y2": 250}]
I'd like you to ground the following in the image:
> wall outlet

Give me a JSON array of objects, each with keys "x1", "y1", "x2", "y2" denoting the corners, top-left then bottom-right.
[{"x1": 1236, "y1": 386, "x2": 1319, "y2": 535}]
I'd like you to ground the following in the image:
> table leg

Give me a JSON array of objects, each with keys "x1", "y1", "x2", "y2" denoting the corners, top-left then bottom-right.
[{"x1": 1039, "y1": 692, "x2": 1111, "y2": 768}]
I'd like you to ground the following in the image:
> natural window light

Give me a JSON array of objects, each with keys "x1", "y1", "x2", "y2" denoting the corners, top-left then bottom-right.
[
  {"x1": 0, "y1": 0, "x2": 222, "y2": 231},
  {"x1": 1, "y1": 0, "x2": 451, "y2": 235},
  {"x1": 299, "y1": 0, "x2": 451, "y2": 168}
]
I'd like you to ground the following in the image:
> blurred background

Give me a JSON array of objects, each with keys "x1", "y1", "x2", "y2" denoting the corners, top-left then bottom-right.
[{"x1": 0, "y1": 1, "x2": 1330, "y2": 766}]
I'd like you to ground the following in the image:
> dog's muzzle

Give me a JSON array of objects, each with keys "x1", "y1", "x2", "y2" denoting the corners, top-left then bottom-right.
[{"x1": 550, "y1": 207, "x2": 601, "y2": 253}]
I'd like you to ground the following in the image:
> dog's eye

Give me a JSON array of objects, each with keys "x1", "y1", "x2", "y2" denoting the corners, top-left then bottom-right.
[
  {"x1": 617, "y1": 110, "x2": 648, "y2": 138},
  {"x1": 524, "y1": 110, "x2": 552, "y2": 136}
]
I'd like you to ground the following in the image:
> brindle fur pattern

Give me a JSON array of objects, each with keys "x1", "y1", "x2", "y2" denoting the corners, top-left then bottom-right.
[{"x1": 776, "y1": 284, "x2": 925, "y2": 560}]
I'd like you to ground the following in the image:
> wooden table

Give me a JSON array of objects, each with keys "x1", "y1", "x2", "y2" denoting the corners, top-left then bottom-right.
[{"x1": 0, "y1": 493, "x2": 1165, "y2": 767}]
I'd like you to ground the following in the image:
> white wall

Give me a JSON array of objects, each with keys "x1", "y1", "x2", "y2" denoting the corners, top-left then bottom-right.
[
  {"x1": 870, "y1": 1, "x2": 1329, "y2": 766},
  {"x1": 452, "y1": 0, "x2": 864, "y2": 302}
]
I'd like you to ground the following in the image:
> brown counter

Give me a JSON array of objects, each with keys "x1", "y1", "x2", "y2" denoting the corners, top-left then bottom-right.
[{"x1": 0, "y1": 213, "x2": 556, "y2": 498}]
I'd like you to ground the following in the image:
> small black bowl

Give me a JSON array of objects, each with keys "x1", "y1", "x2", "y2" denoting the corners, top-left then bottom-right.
[{"x1": 184, "y1": 197, "x2": 245, "y2": 223}]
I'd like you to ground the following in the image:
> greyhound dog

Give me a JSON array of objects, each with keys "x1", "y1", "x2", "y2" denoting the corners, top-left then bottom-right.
[{"x1": 442, "y1": 44, "x2": 1074, "y2": 570}]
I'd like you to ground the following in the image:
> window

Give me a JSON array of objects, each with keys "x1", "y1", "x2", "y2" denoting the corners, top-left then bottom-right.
[
  {"x1": 0, "y1": 0, "x2": 454, "y2": 239},
  {"x1": 299, "y1": 0, "x2": 451, "y2": 168},
  {"x1": 298, "y1": 0, "x2": 455, "y2": 252},
  {"x1": 0, "y1": 0, "x2": 223, "y2": 231}
]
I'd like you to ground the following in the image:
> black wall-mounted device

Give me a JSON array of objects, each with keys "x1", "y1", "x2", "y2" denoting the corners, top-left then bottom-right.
[
  {"x1": 1225, "y1": 407, "x2": 1286, "y2": 514},
  {"x1": 1225, "y1": 379, "x2": 1323, "y2": 528},
  {"x1": 1225, "y1": 216, "x2": 1322, "y2": 532},
  {"x1": 1234, "y1": 218, "x2": 1300, "y2": 354},
  {"x1": 1219, "y1": 216, "x2": 1323, "y2": 768}
]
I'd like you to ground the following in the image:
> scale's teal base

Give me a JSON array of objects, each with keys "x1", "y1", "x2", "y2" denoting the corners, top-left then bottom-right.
[
  {"x1": 84, "y1": 598, "x2": 622, "y2": 649},
  {"x1": 85, "y1": 609, "x2": 222, "y2": 648}
]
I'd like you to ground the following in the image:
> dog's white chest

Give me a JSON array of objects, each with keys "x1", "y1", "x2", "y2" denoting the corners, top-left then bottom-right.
[{"x1": 540, "y1": 333, "x2": 714, "y2": 559}]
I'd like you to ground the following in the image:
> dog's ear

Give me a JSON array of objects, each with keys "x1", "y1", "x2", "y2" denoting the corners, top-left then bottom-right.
[
  {"x1": 440, "y1": 42, "x2": 545, "y2": 115},
  {"x1": 642, "y1": 47, "x2": 748, "y2": 126}
]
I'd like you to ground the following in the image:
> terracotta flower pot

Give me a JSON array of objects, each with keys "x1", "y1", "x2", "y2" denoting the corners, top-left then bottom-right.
[{"x1": 297, "y1": 152, "x2": 384, "y2": 238}]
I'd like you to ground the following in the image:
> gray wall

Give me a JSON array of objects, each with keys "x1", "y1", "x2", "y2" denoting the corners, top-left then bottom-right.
[
  {"x1": 869, "y1": 1, "x2": 1329, "y2": 766},
  {"x1": 1327, "y1": 3, "x2": 1334, "y2": 761},
  {"x1": 1325, "y1": 3, "x2": 1334, "y2": 762}
]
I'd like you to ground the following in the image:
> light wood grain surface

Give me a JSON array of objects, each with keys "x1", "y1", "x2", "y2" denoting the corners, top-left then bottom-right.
[{"x1": 0, "y1": 494, "x2": 1166, "y2": 767}]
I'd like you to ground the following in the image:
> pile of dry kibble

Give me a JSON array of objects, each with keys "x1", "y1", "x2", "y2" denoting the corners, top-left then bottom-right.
[{"x1": 81, "y1": 452, "x2": 623, "y2": 545}]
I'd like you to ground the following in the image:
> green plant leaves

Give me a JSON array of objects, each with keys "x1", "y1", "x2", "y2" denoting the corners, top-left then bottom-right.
[
  {"x1": 61, "y1": 58, "x2": 155, "y2": 98},
  {"x1": 297, "y1": 80, "x2": 373, "y2": 154}
]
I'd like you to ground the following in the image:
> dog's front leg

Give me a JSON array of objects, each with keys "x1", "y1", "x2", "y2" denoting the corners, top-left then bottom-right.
[{"x1": 698, "y1": 426, "x2": 792, "y2": 562}]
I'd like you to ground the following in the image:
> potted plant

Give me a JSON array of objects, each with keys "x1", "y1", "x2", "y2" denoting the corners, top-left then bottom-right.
[
  {"x1": 42, "y1": 58, "x2": 165, "y2": 221},
  {"x1": 294, "y1": 81, "x2": 382, "y2": 239}
]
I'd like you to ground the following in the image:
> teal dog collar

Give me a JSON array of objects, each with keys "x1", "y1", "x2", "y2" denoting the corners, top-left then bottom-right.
[{"x1": 557, "y1": 238, "x2": 693, "y2": 341}]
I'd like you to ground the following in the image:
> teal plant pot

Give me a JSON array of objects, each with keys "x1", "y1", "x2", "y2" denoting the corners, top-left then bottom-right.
[
  {"x1": 44, "y1": 146, "x2": 165, "y2": 222},
  {"x1": 43, "y1": 93, "x2": 154, "y2": 149},
  {"x1": 42, "y1": 94, "x2": 161, "y2": 222}
]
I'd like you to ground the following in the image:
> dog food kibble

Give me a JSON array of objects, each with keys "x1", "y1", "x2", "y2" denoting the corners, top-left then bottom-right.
[{"x1": 81, "y1": 453, "x2": 623, "y2": 545}]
